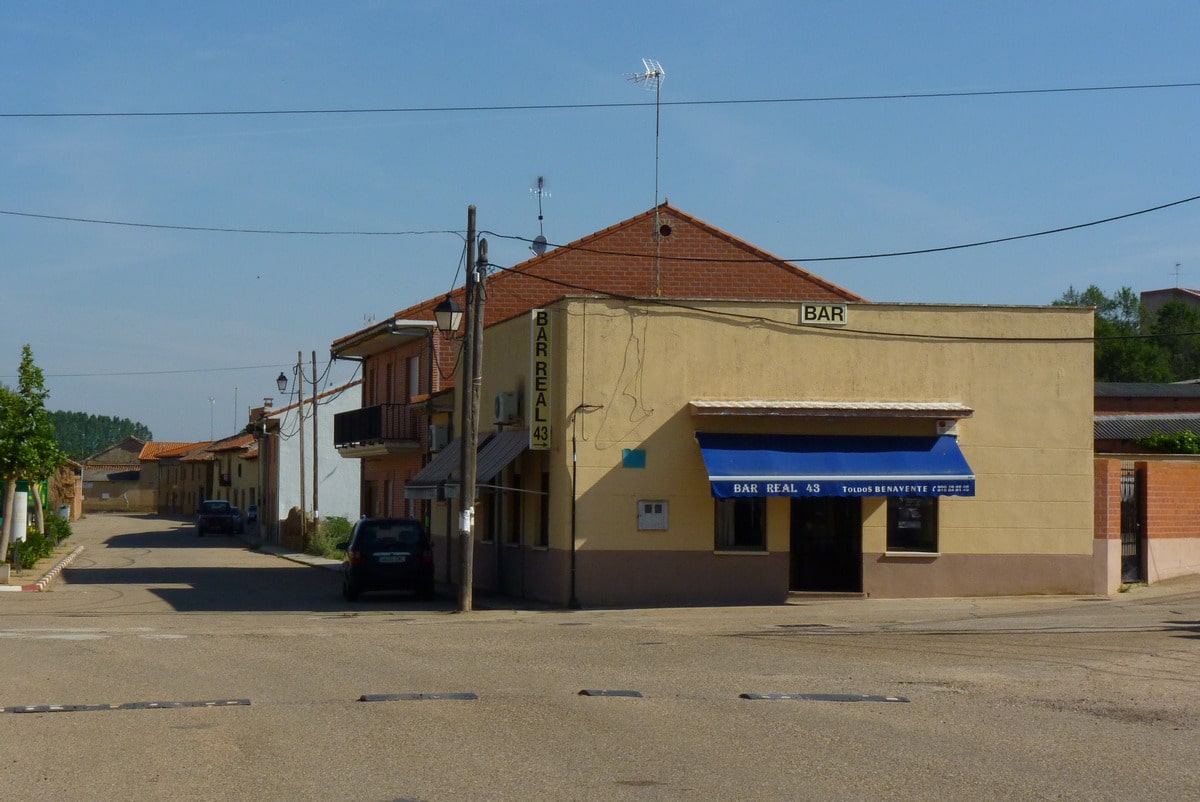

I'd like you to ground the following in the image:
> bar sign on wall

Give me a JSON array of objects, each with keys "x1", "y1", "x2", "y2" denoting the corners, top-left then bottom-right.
[{"x1": 530, "y1": 309, "x2": 551, "y2": 450}]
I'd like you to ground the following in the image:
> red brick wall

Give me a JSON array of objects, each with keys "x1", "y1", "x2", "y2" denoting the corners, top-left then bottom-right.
[
  {"x1": 1139, "y1": 460, "x2": 1200, "y2": 539},
  {"x1": 481, "y1": 211, "x2": 856, "y2": 326},
  {"x1": 1094, "y1": 458, "x2": 1121, "y2": 541}
]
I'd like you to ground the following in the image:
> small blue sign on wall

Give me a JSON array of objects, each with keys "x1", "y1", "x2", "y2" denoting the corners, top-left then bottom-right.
[{"x1": 622, "y1": 449, "x2": 647, "y2": 469}]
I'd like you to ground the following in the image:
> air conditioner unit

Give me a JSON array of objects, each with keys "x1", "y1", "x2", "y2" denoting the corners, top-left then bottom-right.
[
  {"x1": 428, "y1": 424, "x2": 450, "y2": 452},
  {"x1": 495, "y1": 391, "x2": 519, "y2": 425}
]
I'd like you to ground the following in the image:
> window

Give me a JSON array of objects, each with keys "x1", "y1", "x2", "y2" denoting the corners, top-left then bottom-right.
[
  {"x1": 714, "y1": 498, "x2": 766, "y2": 551},
  {"x1": 887, "y1": 496, "x2": 938, "y2": 553},
  {"x1": 408, "y1": 355, "x2": 421, "y2": 398}
]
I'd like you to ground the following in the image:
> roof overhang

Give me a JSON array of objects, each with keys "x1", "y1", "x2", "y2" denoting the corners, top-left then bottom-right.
[
  {"x1": 689, "y1": 400, "x2": 974, "y2": 419},
  {"x1": 332, "y1": 319, "x2": 435, "y2": 360}
]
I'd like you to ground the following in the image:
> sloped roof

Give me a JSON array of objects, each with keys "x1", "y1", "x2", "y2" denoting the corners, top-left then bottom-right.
[
  {"x1": 208, "y1": 432, "x2": 255, "y2": 453},
  {"x1": 139, "y1": 441, "x2": 209, "y2": 460},
  {"x1": 1096, "y1": 382, "x2": 1200, "y2": 399},
  {"x1": 263, "y1": 380, "x2": 363, "y2": 419},
  {"x1": 1094, "y1": 414, "x2": 1200, "y2": 440},
  {"x1": 333, "y1": 202, "x2": 866, "y2": 348},
  {"x1": 83, "y1": 435, "x2": 146, "y2": 465}
]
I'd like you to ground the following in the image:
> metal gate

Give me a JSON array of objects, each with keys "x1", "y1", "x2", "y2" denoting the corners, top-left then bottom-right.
[{"x1": 1120, "y1": 464, "x2": 1145, "y2": 583}]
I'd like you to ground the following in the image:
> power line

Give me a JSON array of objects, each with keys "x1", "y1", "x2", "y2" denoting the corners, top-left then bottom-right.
[
  {"x1": 3, "y1": 81, "x2": 1198, "y2": 118},
  {"x1": 484, "y1": 259, "x2": 1200, "y2": 345},
  {"x1": 0, "y1": 209, "x2": 462, "y2": 237},
  {"x1": 5, "y1": 191, "x2": 1197, "y2": 261},
  {"x1": 487, "y1": 192, "x2": 1200, "y2": 264}
]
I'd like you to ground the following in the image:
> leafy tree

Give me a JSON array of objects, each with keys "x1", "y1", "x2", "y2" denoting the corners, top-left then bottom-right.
[
  {"x1": 1054, "y1": 285, "x2": 1185, "y2": 382},
  {"x1": 1150, "y1": 299, "x2": 1200, "y2": 381},
  {"x1": 0, "y1": 346, "x2": 63, "y2": 561},
  {"x1": 50, "y1": 410, "x2": 153, "y2": 460}
]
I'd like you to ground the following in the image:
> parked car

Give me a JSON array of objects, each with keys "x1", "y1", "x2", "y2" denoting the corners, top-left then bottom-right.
[
  {"x1": 196, "y1": 499, "x2": 244, "y2": 536},
  {"x1": 246, "y1": 505, "x2": 258, "y2": 524},
  {"x1": 339, "y1": 517, "x2": 434, "y2": 601}
]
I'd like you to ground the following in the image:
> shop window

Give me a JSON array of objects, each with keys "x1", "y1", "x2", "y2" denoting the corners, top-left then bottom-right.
[
  {"x1": 714, "y1": 498, "x2": 766, "y2": 551},
  {"x1": 887, "y1": 496, "x2": 938, "y2": 553}
]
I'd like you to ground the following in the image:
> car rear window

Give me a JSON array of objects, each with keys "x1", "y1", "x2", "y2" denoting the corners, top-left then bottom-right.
[
  {"x1": 356, "y1": 521, "x2": 425, "y2": 549},
  {"x1": 200, "y1": 502, "x2": 230, "y2": 513}
]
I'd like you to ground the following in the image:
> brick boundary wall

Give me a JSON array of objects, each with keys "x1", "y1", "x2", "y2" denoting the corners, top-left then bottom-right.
[{"x1": 1135, "y1": 459, "x2": 1200, "y2": 583}]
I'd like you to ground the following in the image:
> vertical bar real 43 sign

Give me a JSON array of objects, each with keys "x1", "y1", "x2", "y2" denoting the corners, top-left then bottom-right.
[{"x1": 530, "y1": 309, "x2": 551, "y2": 450}]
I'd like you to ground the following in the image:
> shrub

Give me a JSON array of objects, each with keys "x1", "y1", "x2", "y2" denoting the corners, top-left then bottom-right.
[
  {"x1": 306, "y1": 516, "x2": 353, "y2": 558},
  {"x1": 7, "y1": 528, "x2": 55, "y2": 568},
  {"x1": 45, "y1": 513, "x2": 72, "y2": 545}
]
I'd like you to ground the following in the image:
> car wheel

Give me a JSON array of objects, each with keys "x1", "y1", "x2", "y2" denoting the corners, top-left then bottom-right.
[{"x1": 342, "y1": 575, "x2": 360, "y2": 602}]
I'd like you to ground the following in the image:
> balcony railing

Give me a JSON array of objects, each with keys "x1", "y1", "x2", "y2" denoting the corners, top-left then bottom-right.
[{"x1": 334, "y1": 404, "x2": 422, "y2": 448}]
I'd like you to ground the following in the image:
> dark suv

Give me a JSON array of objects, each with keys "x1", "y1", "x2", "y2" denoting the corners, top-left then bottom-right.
[
  {"x1": 339, "y1": 517, "x2": 435, "y2": 601},
  {"x1": 196, "y1": 500, "x2": 244, "y2": 536}
]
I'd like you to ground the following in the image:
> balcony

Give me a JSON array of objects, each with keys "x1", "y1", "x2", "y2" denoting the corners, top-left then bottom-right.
[{"x1": 334, "y1": 404, "x2": 424, "y2": 458}]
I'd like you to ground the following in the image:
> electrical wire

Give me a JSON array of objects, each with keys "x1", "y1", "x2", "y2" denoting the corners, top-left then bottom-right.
[
  {"x1": 480, "y1": 258, "x2": 1200, "y2": 345},
  {"x1": 4, "y1": 190, "x2": 1193, "y2": 265},
  {"x1": 3, "y1": 81, "x2": 1198, "y2": 118},
  {"x1": 0, "y1": 209, "x2": 463, "y2": 237},
  {"x1": 482, "y1": 192, "x2": 1200, "y2": 265}
]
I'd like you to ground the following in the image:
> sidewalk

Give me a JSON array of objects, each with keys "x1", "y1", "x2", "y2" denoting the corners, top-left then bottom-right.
[{"x1": 1, "y1": 540, "x2": 85, "y2": 592}]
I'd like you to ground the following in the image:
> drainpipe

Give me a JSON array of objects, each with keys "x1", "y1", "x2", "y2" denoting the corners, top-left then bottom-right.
[{"x1": 569, "y1": 422, "x2": 579, "y2": 609}]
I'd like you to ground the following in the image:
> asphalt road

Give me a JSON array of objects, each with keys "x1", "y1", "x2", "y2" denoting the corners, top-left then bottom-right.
[{"x1": 1, "y1": 514, "x2": 1198, "y2": 801}]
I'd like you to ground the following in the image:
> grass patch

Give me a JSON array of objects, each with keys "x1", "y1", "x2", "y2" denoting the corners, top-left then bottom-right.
[{"x1": 306, "y1": 516, "x2": 353, "y2": 558}]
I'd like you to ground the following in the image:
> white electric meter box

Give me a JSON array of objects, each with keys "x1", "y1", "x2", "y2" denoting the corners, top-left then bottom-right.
[
  {"x1": 637, "y1": 500, "x2": 668, "y2": 531},
  {"x1": 495, "y1": 391, "x2": 519, "y2": 424}
]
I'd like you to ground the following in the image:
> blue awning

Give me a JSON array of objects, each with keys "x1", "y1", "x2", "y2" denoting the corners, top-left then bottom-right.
[{"x1": 695, "y1": 433, "x2": 975, "y2": 499}]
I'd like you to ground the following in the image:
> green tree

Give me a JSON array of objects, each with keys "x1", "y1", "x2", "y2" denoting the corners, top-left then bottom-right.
[
  {"x1": 1054, "y1": 285, "x2": 1172, "y2": 382},
  {"x1": 1151, "y1": 299, "x2": 1200, "y2": 381},
  {"x1": 0, "y1": 346, "x2": 63, "y2": 561},
  {"x1": 50, "y1": 410, "x2": 153, "y2": 460}
]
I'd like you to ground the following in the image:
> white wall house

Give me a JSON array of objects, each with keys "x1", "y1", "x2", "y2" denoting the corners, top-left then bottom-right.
[{"x1": 258, "y1": 381, "x2": 363, "y2": 543}]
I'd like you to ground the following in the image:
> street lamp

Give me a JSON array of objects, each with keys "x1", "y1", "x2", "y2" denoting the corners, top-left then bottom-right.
[
  {"x1": 276, "y1": 372, "x2": 288, "y2": 393},
  {"x1": 433, "y1": 206, "x2": 486, "y2": 612},
  {"x1": 434, "y1": 295, "x2": 464, "y2": 334}
]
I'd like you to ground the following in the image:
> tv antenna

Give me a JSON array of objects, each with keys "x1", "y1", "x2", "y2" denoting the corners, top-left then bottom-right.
[
  {"x1": 530, "y1": 175, "x2": 550, "y2": 256},
  {"x1": 628, "y1": 58, "x2": 667, "y2": 293},
  {"x1": 627, "y1": 59, "x2": 666, "y2": 213}
]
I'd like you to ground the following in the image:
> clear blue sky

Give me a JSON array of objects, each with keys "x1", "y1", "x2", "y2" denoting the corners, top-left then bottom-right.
[{"x1": 3, "y1": 1, "x2": 1199, "y2": 443}]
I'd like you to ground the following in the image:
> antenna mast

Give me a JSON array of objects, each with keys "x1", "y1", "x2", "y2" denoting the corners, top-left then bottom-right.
[
  {"x1": 628, "y1": 58, "x2": 666, "y2": 212},
  {"x1": 529, "y1": 176, "x2": 550, "y2": 256},
  {"x1": 628, "y1": 58, "x2": 667, "y2": 294}
]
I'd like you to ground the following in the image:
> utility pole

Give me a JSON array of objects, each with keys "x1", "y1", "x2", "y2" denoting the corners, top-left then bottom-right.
[
  {"x1": 457, "y1": 206, "x2": 486, "y2": 612},
  {"x1": 297, "y1": 351, "x2": 306, "y2": 544},
  {"x1": 311, "y1": 350, "x2": 319, "y2": 526}
]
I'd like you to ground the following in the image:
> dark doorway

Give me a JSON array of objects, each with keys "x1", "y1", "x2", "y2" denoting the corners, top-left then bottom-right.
[
  {"x1": 1120, "y1": 464, "x2": 1146, "y2": 583},
  {"x1": 790, "y1": 497, "x2": 862, "y2": 592}
]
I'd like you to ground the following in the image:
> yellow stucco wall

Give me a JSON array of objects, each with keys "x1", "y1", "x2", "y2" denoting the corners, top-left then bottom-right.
[{"x1": 478, "y1": 299, "x2": 1093, "y2": 564}]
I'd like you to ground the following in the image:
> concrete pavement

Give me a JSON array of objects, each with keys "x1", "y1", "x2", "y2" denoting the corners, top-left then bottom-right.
[{"x1": 8, "y1": 513, "x2": 1200, "y2": 639}]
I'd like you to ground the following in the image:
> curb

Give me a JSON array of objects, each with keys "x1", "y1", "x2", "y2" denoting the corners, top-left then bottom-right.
[{"x1": 0, "y1": 545, "x2": 85, "y2": 592}]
